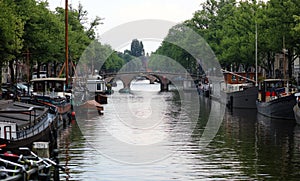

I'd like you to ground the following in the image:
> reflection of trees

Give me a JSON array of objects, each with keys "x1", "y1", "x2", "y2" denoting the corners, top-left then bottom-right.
[
  {"x1": 212, "y1": 110, "x2": 298, "y2": 179},
  {"x1": 190, "y1": 107, "x2": 299, "y2": 179},
  {"x1": 58, "y1": 121, "x2": 85, "y2": 177}
]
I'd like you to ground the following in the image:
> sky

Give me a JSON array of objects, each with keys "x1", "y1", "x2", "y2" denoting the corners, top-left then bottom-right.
[{"x1": 48, "y1": 0, "x2": 203, "y2": 53}]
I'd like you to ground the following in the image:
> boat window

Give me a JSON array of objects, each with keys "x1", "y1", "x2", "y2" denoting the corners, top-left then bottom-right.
[
  {"x1": 4, "y1": 126, "x2": 12, "y2": 140},
  {"x1": 34, "y1": 82, "x2": 45, "y2": 92},
  {"x1": 48, "y1": 82, "x2": 54, "y2": 91},
  {"x1": 55, "y1": 82, "x2": 63, "y2": 92},
  {"x1": 232, "y1": 75, "x2": 236, "y2": 81},
  {"x1": 97, "y1": 83, "x2": 101, "y2": 91}
]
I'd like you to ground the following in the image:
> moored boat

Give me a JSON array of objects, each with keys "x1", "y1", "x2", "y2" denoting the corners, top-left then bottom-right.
[
  {"x1": 293, "y1": 92, "x2": 300, "y2": 124},
  {"x1": 221, "y1": 71, "x2": 258, "y2": 109},
  {"x1": 0, "y1": 100, "x2": 59, "y2": 149},
  {"x1": 28, "y1": 77, "x2": 73, "y2": 127},
  {"x1": 256, "y1": 79, "x2": 296, "y2": 120},
  {"x1": 197, "y1": 76, "x2": 211, "y2": 97},
  {"x1": 80, "y1": 99, "x2": 103, "y2": 115},
  {"x1": 86, "y1": 77, "x2": 108, "y2": 104},
  {"x1": 0, "y1": 146, "x2": 68, "y2": 181}
]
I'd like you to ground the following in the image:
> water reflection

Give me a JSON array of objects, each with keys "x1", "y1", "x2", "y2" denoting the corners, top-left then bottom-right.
[
  {"x1": 58, "y1": 81, "x2": 300, "y2": 180},
  {"x1": 256, "y1": 114, "x2": 297, "y2": 180},
  {"x1": 219, "y1": 109, "x2": 299, "y2": 180}
]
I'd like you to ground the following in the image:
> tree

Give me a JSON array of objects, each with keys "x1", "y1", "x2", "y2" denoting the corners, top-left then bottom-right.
[
  {"x1": 0, "y1": 0, "x2": 104, "y2": 82},
  {"x1": 0, "y1": 0, "x2": 24, "y2": 83},
  {"x1": 51, "y1": 3, "x2": 103, "y2": 77},
  {"x1": 130, "y1": 39, "x2": 144, "y2": 57}
]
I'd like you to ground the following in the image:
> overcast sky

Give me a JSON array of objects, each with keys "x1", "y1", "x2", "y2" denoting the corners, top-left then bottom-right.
[{"x1": 48, "y1": 0, "x2": 203, "y2": 52}]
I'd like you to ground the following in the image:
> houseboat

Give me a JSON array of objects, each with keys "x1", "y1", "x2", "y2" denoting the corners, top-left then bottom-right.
[
  {"x1": 221, "y1": 71, "x2": 258, "y2": 109},
  {"x1": 293, "y1": 92, "x2": 300, "y2": 124},
  {"x1": 28, "y1": 78, "x2": 73, "y2": 126},
  {"x1": 0, "y1": 100, "x2": 59, "y2": 149},
  {"x1": 256, "y1": 79, "x2": 296, "y2": 120},
  {"x1": 86, "y1": 77, "x2": 108, "y2": 104}
]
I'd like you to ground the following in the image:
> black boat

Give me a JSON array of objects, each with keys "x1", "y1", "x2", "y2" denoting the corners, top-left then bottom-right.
[
  {"x1": 256, "y1": 79, "x2": 297, "y2": 120},
  {"x1": 0, "y1": 100, "x2": 59, "y2": 149},
  {"x1": 221, "y1": 71, "x2": 258, "y2": 109},
  {"x1": 222, "y1": 83, "x2": 258, "y2": 109},
  {"x1": 28, "y1": 77, "x2": 73, "y2": 126}
]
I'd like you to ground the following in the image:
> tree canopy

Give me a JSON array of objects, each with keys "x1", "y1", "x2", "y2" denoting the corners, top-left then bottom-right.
[
  {"x1": 151, "y1": 0, "x2": 300, "y2": 80},
  {"x1": 0, "y1": 0, "x2": 104, "y2": 83}
]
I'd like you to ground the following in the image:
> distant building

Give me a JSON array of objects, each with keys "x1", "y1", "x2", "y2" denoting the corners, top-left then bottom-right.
[
  {"x1": 273, "y1": 51, "x2": 300, "y2": 84},
  {"x1": 1, "y1": 66, "x2": 10, "y2": 83},
  {"x1": 274, "y1": 52, "x2": 286, "y2": 79},
  {"x1": 294, "y1": 56, "x2": 300, "y2": 84}
]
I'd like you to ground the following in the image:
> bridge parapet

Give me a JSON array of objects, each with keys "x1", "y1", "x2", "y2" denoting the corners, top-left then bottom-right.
[{"x1": 102, "y1": 71, "x2": 195, "y2": 92}]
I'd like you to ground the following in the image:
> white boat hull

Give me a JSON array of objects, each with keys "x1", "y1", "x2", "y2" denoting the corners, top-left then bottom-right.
[{"x1": 293, "y1": 104, "x2": 300, "y2": 124}]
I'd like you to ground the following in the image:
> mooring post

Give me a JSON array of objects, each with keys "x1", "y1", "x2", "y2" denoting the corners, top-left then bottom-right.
[{"x1": 53, "y1": 149, "x2": 60, "y2": 181}]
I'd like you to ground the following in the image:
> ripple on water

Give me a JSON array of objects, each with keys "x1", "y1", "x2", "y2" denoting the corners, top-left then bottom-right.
[{"x1": 59, "y1": 82, "x2": 300, "y2": 180}]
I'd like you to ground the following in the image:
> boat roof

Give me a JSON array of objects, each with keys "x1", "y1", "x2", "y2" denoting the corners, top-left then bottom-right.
[
  {"x1": 87, "y1": 79, "x2": 105, "y2": 83},
  {"x1": 0, "y1": 101, "x2": 47, "y2": 127},
  {"x1": 261, "y1": 79, "x2": 289, "y2": 82},
  {"x1": 227, "y1": 83, "x2": 253, "y2": 86},
  {"x1": 31, "y1": 77, "x2": 67, "y2": 82}
]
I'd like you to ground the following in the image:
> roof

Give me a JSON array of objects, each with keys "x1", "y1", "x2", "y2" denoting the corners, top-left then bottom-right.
[
  {"x1": 31, "y1": 78, "x2": 67, "y2": 82},
  {"x1": 262, "y1": 79, "x2": 289, "y2": 82},
  {"x1": 86, "y1": 79, "x2": 105, "y2": 83}
]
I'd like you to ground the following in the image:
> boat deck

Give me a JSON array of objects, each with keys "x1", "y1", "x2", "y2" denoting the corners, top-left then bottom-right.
[{"x1": 0, "y1": 100, "x2": 47, "y2": 128}]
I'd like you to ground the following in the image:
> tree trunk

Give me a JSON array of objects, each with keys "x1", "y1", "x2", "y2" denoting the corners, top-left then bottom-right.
[
  {"x1": 267, "y1": 52, "x2": 273, "y2": 78},
  {"x1": 0, "y1": 62, "x2": 2, "y2": 84},
  {"x1": 45, "y1": 63, "x2": 49, "y2": 77},
  {"x1": 53, "y1": 62, "x2": 57, "y2": 77},
  {"x1": 9, "y1": 60, "x2": 14, "y2": 83},
  {"x1": 288, "y1": 49, "x2": 293, "y2": 79},
  {"x1": 37, "y1": 61, "x2": 41, "y2": 78}
]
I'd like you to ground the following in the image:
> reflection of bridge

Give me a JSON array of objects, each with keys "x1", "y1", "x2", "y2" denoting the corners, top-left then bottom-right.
[{"x1": 102, "y1": 71, "x2": 190, "y2": 91}]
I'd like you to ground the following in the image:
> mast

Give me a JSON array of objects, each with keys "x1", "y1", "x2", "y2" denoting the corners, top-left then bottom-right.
[
  {"x1": 65, "y1": 0, "x2": 69, "y2": 86},
  {"x1": 255, "y1": 22, "x2": 258, "y2": 86},
  {"x1": 283, "y1": 36, "x2": 287, "y2": 79}
]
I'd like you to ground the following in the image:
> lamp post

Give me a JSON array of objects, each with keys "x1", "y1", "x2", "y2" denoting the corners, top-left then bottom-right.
[{"x1": 65, "y1": 0, "x2": 69, "y2": 86}]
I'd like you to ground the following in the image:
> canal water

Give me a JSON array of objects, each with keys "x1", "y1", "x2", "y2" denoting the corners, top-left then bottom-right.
[{"x1": 58, "y1": 80, "x2": 300, "y2": 180}]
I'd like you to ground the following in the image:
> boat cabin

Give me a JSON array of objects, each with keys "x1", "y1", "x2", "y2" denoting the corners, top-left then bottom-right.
[
  {"x1": 0, "y1": 122, "x2": 17, "y2": 140},
  {"x1": 0, "y1": 102, "x2": 47, "y2": 140},
  {"x1": 223, "y1": 83, "x2": 253, "y2": 93},
  {"x1": 31, "y1": 78, "x2": 71, "y2": 94},
  {"x1": 86, "y1": 79, "x2": 107, "y2": 94},
  {"x1": 258, "y1": 79, "x2": 293, "y2": 102},
  {"x1": 223, "y1": 72, "x2": 257, "y2": 84}
]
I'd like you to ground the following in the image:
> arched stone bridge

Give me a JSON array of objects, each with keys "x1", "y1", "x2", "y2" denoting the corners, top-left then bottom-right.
[{"x1": 102, "y1": 71, "x2": 189, "y2": 91}]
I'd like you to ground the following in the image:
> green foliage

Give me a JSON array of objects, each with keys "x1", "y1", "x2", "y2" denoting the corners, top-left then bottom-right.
[
  {"x1": 130, "y1": 39, "x2": 145, "y2": 57},
  {"x1": 294, "y1": 15, "x2": 300, "y2": 32},
  {"x1": 77, "y1": 41, "x2": 126, "y2": 75},
  {"x1": 154, "y1": 0, "x2": 300, "y2": 79},
  {"x1": 104, "y1": 51, "x2": 125, "y2": 72},
  {"x1": 0, "y1": 0, "x2": 104, "y2": 83},
  {"x1": 0, "y1": 0, "x2": 24, "y2": 61}
]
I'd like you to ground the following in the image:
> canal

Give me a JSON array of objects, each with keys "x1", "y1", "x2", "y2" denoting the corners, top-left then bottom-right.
[{"x1": 58, "y1": 80, "x2": 300, "y2": 180}]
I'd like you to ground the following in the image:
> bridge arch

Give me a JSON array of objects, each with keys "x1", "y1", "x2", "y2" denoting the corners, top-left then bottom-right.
[{"x1": 103, "y1": 72, "x2": 180, "y2": 92}]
